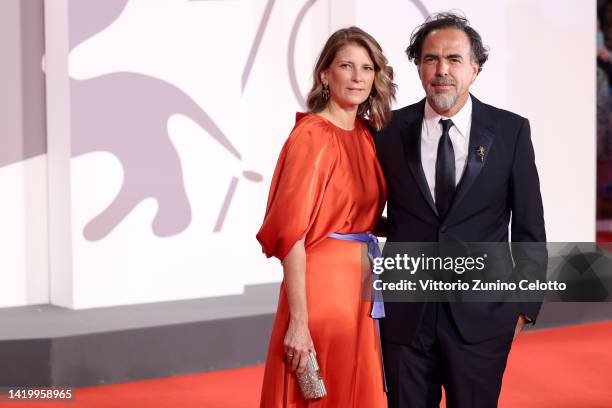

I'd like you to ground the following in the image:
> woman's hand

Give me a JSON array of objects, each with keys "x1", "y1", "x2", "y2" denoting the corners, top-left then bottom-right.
[{"x1": 284, "y1": 317, "x2": 315, "y2": 374}]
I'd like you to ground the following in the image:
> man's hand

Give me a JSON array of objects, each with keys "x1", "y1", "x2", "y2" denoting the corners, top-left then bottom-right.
[{"x1": 514, "y1": 314, "x2": 529, "y2": 339}]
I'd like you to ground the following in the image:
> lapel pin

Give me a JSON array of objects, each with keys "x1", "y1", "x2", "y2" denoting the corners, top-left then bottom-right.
[{"x1": 476, "y1": 146, "x2": 485, "y2": 162}]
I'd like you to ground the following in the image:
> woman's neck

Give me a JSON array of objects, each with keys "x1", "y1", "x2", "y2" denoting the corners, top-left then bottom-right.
[{"x1": 319, "y1": 100, "x2": 358, "y2": 131}]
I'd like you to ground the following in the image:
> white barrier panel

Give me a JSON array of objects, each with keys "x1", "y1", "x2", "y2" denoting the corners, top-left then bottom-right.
[{"x1": 1, "y1": 0, "x2": 594, "y2": 309}]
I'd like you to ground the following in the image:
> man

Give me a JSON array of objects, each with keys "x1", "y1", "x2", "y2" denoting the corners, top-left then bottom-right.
[{"x1": 375, "y1": 12, "x2": 546, "y2": 407}]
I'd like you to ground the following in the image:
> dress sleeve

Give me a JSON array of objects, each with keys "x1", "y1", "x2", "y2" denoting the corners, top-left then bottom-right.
[{"x1": 256, "y1": 121, "x2": 337, "y2": 261}]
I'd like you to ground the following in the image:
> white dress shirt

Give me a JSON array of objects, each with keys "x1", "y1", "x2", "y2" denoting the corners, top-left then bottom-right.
[{"x1": 421, "y1": 97, "x2": 473, "y2": 203}]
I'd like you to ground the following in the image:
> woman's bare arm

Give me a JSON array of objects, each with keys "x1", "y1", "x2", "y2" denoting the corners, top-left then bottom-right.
[{"x1": 281, "y1": 239, "x2": 314, "y2": 374}]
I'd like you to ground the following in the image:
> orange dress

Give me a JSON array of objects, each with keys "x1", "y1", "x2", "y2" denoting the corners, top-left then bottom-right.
[{"x1": 257, "y1": 113, "x2": 387, "y2": 407}]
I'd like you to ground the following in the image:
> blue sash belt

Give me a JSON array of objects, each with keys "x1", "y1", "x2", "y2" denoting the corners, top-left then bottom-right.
[{"x1": 328, "y1": 232, "x2": 385, "y2": 318}]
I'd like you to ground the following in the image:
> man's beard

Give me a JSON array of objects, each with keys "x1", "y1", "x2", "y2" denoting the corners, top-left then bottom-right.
[
  {"x1": 428, "y1": 88, "x2": 459, "y2": 112},
  {"x1": 426, "y1": 77, "x2": 459, "y2": 112}
]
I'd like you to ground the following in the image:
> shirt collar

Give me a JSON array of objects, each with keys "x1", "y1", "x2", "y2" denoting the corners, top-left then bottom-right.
[{"x1": 424, "y1": 95, "x2": 472, "y2": 138}]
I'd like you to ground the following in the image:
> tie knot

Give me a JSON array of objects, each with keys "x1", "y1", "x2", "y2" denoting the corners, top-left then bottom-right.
[{"x1": 439, "y1": 118, "x2": 453, "y2": 134}]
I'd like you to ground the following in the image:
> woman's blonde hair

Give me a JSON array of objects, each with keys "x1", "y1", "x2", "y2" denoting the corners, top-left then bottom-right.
[{"x1": 306, "y1": 26, "x2": 396, "y2": 131}]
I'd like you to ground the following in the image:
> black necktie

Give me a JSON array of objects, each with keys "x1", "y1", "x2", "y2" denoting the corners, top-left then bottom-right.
[{"x1": 435, "y1": 118, "x2": 455, "y2": 218}]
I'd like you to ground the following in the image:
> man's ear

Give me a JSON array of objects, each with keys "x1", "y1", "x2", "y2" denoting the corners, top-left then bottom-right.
[{"x1": 471, "y1": 61, "x2": 479, "y2": 81}]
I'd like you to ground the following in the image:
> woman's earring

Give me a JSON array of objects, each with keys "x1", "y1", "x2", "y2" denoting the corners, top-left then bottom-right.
[{"x1": 322, "y1": 83, "x2": 330, "y2": 101}]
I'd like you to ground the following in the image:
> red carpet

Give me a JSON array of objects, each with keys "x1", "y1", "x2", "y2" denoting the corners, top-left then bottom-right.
[
  {"x1": 597, "y1": 231, "x2": 612, "y2": 242},
  {"x1": 3, "y1": 321, "x2": 611, "y2": 407}
]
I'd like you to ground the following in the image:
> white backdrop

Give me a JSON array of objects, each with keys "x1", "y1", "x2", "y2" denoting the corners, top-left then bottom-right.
[{"x1": 0, "y1": 0, "x2": 595, "y2": 309}]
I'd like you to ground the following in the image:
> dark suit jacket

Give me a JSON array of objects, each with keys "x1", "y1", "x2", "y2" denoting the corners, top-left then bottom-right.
[{"x1": 375, "y1": 94, "x2": 546, "y2": 344}]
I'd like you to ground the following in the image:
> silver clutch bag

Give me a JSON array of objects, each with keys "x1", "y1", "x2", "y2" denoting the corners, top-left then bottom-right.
[{"x1": 296, "y1": 351, "x2": 327, "y2": 399}]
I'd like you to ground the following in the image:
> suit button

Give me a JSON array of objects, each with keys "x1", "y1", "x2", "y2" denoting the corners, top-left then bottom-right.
[{"x1": 440, "y1": 226, "x2": 447, "y2": 233}]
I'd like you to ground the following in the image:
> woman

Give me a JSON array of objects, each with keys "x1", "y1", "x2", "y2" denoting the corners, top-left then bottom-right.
[{"x1": 257, "y1": 26, "x2": 396, "y2": 407}]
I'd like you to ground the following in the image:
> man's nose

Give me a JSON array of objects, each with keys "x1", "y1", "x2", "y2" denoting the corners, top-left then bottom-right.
[{"x1": 435, "y1": 60, "x2": 449, "y2": 76}]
